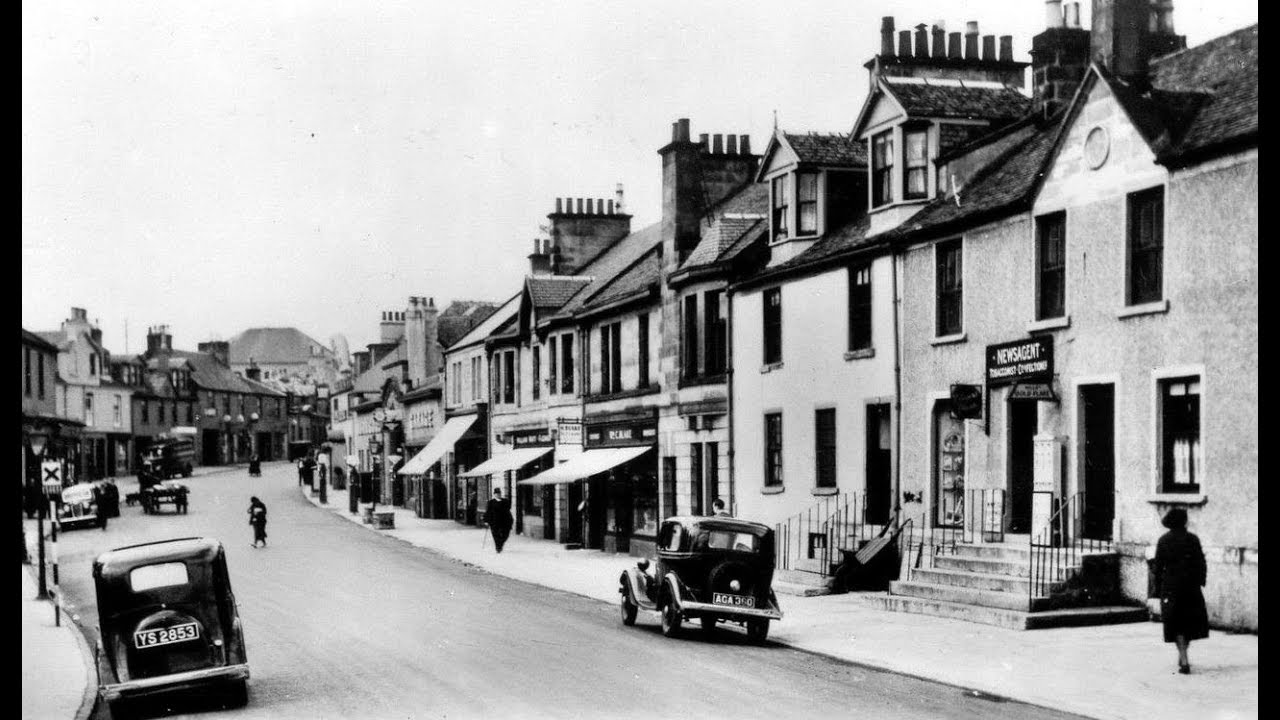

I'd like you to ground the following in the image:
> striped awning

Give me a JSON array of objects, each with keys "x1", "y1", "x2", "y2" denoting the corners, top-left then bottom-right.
[
  {"x1": 517, "y1": 445, "x2": 652, "y2": 486},
  {"x1": 397, "y1": 415, "x2": 478, "y2": 475},
  {"x1": 458, "y1": 447, "x2": 552, "y2": 478}
]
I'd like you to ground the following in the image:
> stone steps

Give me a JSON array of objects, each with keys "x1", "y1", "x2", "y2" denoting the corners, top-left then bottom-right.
[
  {"x1": 774, "y1": 569, "x2": 835, "y2": 597},
  {"x1": 857, "y1": 593, "x2": 1148, "y2": 630},
  {"x1": 912, "y1": 567, "x2": 1051, "y2": 595},
  {"x1": 889, "y1": 579, "x2": 1046, "y2": 612},
  {"x1": 932, "y1": 554, "x2": 1033, "y2": 578}
]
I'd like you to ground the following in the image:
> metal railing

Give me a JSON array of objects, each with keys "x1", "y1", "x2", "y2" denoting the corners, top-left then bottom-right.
[
  {"x1": 1028, "y1": 491, "x2": 1114, "y2": 601},
  {"x1": 774, "y1": 492, "x2": 895, "y2": 578},
  {"x1": 963, "y1": 488, "x2": 1007, "y2": 544}
]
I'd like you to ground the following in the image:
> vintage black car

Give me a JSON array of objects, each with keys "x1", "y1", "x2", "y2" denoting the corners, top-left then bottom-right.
[
  {"x1": 618, "y1": 516, "x2": 783, "y2": 643},
  {"x1": 94, "y1": 537, "x2": 249, "y2": 716},
  {"x1": 57, "y1": 482, "x2": 107, "y2": 531}
]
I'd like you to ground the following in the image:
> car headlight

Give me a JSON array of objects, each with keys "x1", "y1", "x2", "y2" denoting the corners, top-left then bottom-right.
[{"x1": 729, "y1": 579, "x2": 741, "y2": 592}]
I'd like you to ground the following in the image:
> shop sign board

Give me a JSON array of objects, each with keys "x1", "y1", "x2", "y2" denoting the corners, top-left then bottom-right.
[
  {"x1": 986, "y1": 337, "x2": 1053, "y2": 387},
  {"x1": 1009, "y1": 382, "x2": 1058, "y2": 402},
  {"x1": 587, "y1": 422, "x2": 656, "y2": 447},
  {"x1": 556, "y1": 419, "x2": 583, "y2": 447},
  {"x1": 512, "y1": 429, "x2": 553, "y2": 448}
]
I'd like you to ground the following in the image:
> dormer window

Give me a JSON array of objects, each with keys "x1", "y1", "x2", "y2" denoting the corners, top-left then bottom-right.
[
  {"x1": 871, "y1": 131, "x2": 894, "y2": 207},
  {"x1": 771, "y1": 175, "x2": 790, "y2": 242},
  {"x1": 797, "y1": 172, "x2": 819, "y2": 235},
  {"x1": 904, "y1": 129, "x2": 929, "y2": 200}
]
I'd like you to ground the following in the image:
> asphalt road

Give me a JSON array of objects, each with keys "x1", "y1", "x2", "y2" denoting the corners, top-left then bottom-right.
[{"x1": 50, "y1": 461, "x2": 1091, "y2": 720}]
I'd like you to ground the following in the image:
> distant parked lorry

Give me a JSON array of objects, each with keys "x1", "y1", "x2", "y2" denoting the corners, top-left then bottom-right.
[{"x1": 142, "y1": 438, "x2": 195, "y2": 481}]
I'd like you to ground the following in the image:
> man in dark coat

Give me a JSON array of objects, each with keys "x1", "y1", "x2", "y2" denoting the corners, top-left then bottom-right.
[
  {"x1": 484, "y1": 488, "x2": 513, "y2": 553},
  {"x1": 248, "y1": 496, "x2": 269, "y2": 548},
  {"x1": 1152, "y1": 508, "x2": 1208, "y2": 674}
]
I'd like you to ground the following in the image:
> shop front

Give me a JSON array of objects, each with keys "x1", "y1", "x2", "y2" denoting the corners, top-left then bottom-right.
[
  {"x1": 460, "y1": 428, "x2": 554, "y2": 538},
  {"x1": 520, "y1": 411, "x2": 657, "y2": 557},
  {"x1": 398, "y1": 413, "x2": 479, "y2": 520}
]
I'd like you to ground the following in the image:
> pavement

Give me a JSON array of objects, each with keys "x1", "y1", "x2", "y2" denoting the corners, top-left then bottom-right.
[{"x1": 303, "y1": 484, "x2": 1258, "y2": 720}]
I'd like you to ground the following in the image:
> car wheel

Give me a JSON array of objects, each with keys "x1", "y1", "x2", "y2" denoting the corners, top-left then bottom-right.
[
  {"x1": 660, "y1": 602, "x2": 682, "y2": 638},
  {"x1": 226, "y1": 679, "x2": 249, "y2": 708},
  {"x1": 700, "y1": 616, "x2": 716, "y2": 635},
  {"x1": 746, "y1": 619, "x2": 770, "y2": 644},
  {"x1": 620, "y1": 587, "x2": 638, "y2": 626}
]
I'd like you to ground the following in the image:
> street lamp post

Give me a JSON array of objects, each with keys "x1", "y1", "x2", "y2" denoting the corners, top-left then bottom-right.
[{"x1": 28, "y1": 431, "x2": 50, "y2": 599}]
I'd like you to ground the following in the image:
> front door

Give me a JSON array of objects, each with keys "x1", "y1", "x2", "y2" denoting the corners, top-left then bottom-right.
[
  {"x1": 865, "y1": 404, "x2": 892, "y2": 525},
  {"x1": 586, "y1": 476, "x2": 607, "y2": 549},
  {"x1": 611, "y1": 473, "x2": 632, "y2": 554},
  {"x1": 542, "y1": 486, "x2": 556, "y2": 539},
  {"x1": 1007, "y1": 400, "x2": 1038, "y2": 533},
  {"x1": 202, "y1": 430, "x2": 221, "y2": 466},
  {"x1": 1080, "y1": 385, "x2": 1116, "y2": 541},
  {"x1": 567, "y1": 481, "x2": 584, "y2": 544}
]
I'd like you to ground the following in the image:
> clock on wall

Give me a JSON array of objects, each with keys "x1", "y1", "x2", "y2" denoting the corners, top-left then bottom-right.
[{"x1": 1084, "y1": 126, "x2": 1110, "y2": 170}]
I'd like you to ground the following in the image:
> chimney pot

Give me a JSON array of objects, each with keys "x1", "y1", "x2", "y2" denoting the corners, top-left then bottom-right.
[
  {"x1": 671, "y1": 121, "x2": 679, "y2": 142},
  {"x1": 1045, "y1": 0, "x2": 1064, "y2": 29},
  {"x1": 999, "y1": 35, "x2": 1013, "y2": 61},
  {"x1": 914, "y1": 24, "x2": 929, "y2": 58},
  {"x1": 740, "y1": 135, "x2": 751, "y2": 155},
  {"x1": 677, "y1": 118, "x2": 691, "y2": 142},
  {"x1": 606, "y1": 199, "x2": 614, "y2": 214},
  {"x1": 899, "y1": 30, "x2": 913, "y2": 58},
  {"x1": 586, "y1": 198, "x2": 594, "y2": 215},
  {"x1": 576, "y1": 198, "x2": 584, "y2": 214},
  {"x1": 533, "y1": 239, "x2": 540, "y2": 254},
  {"x1": 699, "y1": 133, "x2": 710, "y2": 150},
  {"x1": 982, "y1": 34, "x2": 996, "y2": 61},
  {"x1": 726, "y1": 134, "x2": 738, "y2": 154},
  {"x1": 965, "y1": 22, "x2": 979, "y2": 59},
  {"x1": 555, "y1": 197, "x2": 563, "y2": 213},
  {"x1": 1066, "y1": 2, "x2": 1081, "y2": 28},
  {"x1": 932, "y1": 25, "x2": 946, "y2": 58},
  {"x1": 948, "y1": 32, "x2": 963, "y2": 58},
  {"x1": 880, "y1": 16, "x2": 896, "y2": 56},
  {"x1": 712, "y1": 134, "x2": 723, "y2": 154}
]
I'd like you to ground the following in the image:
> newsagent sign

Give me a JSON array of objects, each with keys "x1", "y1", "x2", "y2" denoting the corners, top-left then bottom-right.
[{"x1": 986, "y1": 337, "x2": 1053, "y2": 387}]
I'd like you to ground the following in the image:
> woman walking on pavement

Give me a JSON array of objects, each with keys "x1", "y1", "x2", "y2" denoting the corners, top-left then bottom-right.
[
  {"x1": 248, "y1": 496, "x2": 269, "y2": 548},
  {"x1": 1152, "y1": 508, "x2": 1209, "y2": 674}
]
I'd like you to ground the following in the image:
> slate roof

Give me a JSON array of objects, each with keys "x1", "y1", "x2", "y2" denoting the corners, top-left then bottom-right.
[
  {"x1": 35, "y1": 331, "x2": 71, "y2": 349},
  {"x1": 578, "y1": 246, "x2": 662, "y2": 313},
  {"x1": 352, "y1": 342, "x2": 405, "y2": 393},
  {"x1": 544, "y1": 222, "x2": 663, "y2": 322},
  {"x1": 229, "y1": 327, "x2": 330, "y2": 365},
  {"x1": 22, "y1": 329, "x2": 59, "y2": 353},
  {"x1": 1147, "y1": 24, "x2": 1257, "y2": 163},
  {"x1": 679, "y1": 182, "x2": 769, "y2": 272},
  {"x1": 882, "y1": 77, "x2": 1032, "y2": 121},
  {"x1": 169, "y1": 350, "x2": 282, "y2": 395},
  {"x1": 739, "y1": 215, "x2": 879, "y2": 288},
  {"x1": 783, "y1": 132, "x2": 868, "y2": 167},
  {"x1": 438, "y1": 301, "x2": 501, "y2": 347},
  {"x1": 526, "y1": 277, "x2": 594, "y2": 310}
]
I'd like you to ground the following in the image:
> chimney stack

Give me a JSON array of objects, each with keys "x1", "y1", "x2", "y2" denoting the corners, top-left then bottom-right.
[
  {"x1": 982, "y1": 35, "x2": 996, "y2": 60},
  {"x1": 1032, "y1": 0, "x2": 1092, "y2": 116},
  {"x1": 899, "y1": 30, "x2": 913, "y2": 57},
  {"x1": 999, "y1": 35, "x2": 1013, "y2": 61},
  {"x1": 880, "y1": 17, "x2": 896, "y2": 56},
  {"x1": 914, "y1": 24, "x2": 929, "y2": 57},
  {"x1": 1091, "y1": 0, "x2": 1184, "y2": 85},
  {"x1": 965, "y1": 21, "x2": 980, "y2": 59},
  {"x1": 932, "y1": 24, "x2": 946, "y2": 58}
]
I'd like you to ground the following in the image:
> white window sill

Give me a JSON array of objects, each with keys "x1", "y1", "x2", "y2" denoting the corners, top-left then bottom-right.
[
  {"x1": 844, "y1": 348, "x2": 875, "y2": 361},
  {"x1": 811, "y1": 486, "x2": 838, "y2": 496},
  {"x1": 761, "y1": 486, "x2": 785, "y2": 495},
  {"x1": 931, "y1": 333, "x2": 967, "y2": 346},
  {"x1": 760, "y1": 362, "x2": 785, "y2": 374},
  {"x1": 1118, "y1": 299, "x2": 1170, "y2": 319},
  {"x1": 1027, "y1": 315, "x2": 1071, "y2": 333},
  {"x1": 1146, "y1": 493, "x2": 1207, "y2": 506}
]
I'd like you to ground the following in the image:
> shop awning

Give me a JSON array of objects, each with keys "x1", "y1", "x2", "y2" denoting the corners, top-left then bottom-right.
[
  {"x1": 168, "y1": 426, "x2": 198, "y2": 436},
  {"x1": 458, "y1": 447, "x2": 553, "y2": 478},
  {"x1": 344, "y1": 455, "x2": 359, "y2": 466},
  {"x1": 518, "y1": 445, "x2": 652, "y2": 486},
  {"x1": 396, "y1": 415, "x2": 478, "y2": 475}
]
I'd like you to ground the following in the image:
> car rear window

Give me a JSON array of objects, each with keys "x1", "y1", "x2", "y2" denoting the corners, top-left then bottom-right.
[
  {"x1": 705, "y1": 530, "x2": 759, "y2": 553},
  {"x1": 130, "y1": 562, "x2": 190, "y2": 592}
]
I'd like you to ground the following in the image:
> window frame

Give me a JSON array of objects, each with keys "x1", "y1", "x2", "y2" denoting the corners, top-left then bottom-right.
[
  {"x1": 38, "y1": 354, "x2": 45, "y2": 400},
  {"x1": 848, "y1": 264, "x2": 873, "y2": 351},
  {"x1": 683, "y1": 294, "x2": 699, "y2": 379},
  {"x1": 815, "y1": 408, "x2": 837, "y2": 488},
  {"x1": 690, "y1": 442, "x2": 704, "y2": 516},
  {"x1": 771, "y1": 174, "x2": 790, "y2": 242},
  {"x1": 1158, "y1": 375, "x2": 1202, "y2": 494},
  {"x1": 1127, "y1": 186, "x2": 1165, "y2": 306},
  {"x1": 637, "y1": 313, "x2": 650, "y2": 389},
  {"x1": 560, "y1": 333, "x2": 575, "y2": 395},
  {"x1": 871, "y1": 130, "x2": 895, "y2": 208},
  {"x1": 1036, "y1": 211, "x2": 1067, "y2": 320},
  {"x1": 531, "y1": 346, "x2": 541, "y2": 401},
  {"x1": 548, "y1": 336, "x2": 558, "y2": 396},
  {"x1": 903, "y1": 128, "x2": 929, "y2": 200},
  {"x1": 764, "y1": 412, "x2": 783, "y2": 488},
  {"x1": 763, "y1": 288, "x2": 782, "y2": 365},
  {"x1": 935, "y1": 239, "x2": 964, "y2": 337},
  {"x1": 704, "y1": 290, "x2": 725, "y2": 375},
  {"x1": 797, "y1": 171, "x2": 819, "y2": 236}
]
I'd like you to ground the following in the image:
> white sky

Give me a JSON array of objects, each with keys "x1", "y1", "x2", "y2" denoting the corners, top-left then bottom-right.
[{"x1": 22, "y1": 0, "x2": 1257, "y2": 354}]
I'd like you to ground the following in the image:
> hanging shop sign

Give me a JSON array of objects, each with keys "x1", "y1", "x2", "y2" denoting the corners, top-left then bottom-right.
[
  {"x1": 986, "y1": 337, "x2": 1053, "y2": 387},
  {"x1": 950, "y1": 384, "x2": 984, "y2": 420},
  {"x1": 557, "y1": 419, "x2": 583, "y2": 447}
]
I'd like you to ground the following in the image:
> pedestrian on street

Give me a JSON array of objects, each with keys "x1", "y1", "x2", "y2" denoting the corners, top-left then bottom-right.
[
  {"x1": 712, "y1": 498, "x2": 731, "y2": 517},
  {"x1": 484, "y1": 488, "x2": 513, "y2": 553},
  {"x1": 303, "y1": 455, "x2": 316, "y2": 487},
  {"x1": 249, "y1": 453, "x2": 261, "y2": 477},
  {"x1": 1152, "y1": 508, "x2": 1208, "y2": 674},
  {"x1": 248, "y1": 496, "x2": 269, "y2": 548},
  {"x1": 297, "y1": 459, "x2": 305, "y2": 486}
]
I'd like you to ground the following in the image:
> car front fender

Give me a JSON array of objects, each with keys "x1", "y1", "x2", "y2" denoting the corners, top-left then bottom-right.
[
  {"x1": 620, "y1": 569, "x2": 656, "y2": 611},
  {"x1": 662, "y1": 573, "x2": 689, "y2": 611}
]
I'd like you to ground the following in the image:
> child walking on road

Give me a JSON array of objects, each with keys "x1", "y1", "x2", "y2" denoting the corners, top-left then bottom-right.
[{"x1": 248, "y1": 496, "x2": 268, "y2": 548}]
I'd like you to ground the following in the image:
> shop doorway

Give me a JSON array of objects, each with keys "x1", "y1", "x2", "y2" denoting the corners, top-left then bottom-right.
[
  {"x1": 609, "y1": 473, "x2": 633, "y2": 554},
  {"x1": 1080, "y1": 384, "x2": 1115, "y2": 541},
  {"x1": 202, "y1": 430, "x2": 221, "y2": 466},
  {"x1": 542, "y1": 486, "x2": 556, "y2": 539},
  {"x1": 933, "y1": 402, "x2": 965, "y2": 528},
  {"x1": 865, "y1": 404, "x2": 892, "y2": 525},
  {"x1": 586, "y1": 476, "x2": 607, "y2": 549},
  {"x1": 567, "y1": 481, "x2": 584, "y2": 545},
  {"x1": 1007, "y1": 400, "x2": 1038, "y2": 534}
]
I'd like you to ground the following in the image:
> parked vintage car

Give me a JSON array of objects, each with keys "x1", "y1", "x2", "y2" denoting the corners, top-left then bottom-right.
[
  {"x1": 618, "y1": 516, "x2": 783, "y2": 643},
  {"x1": 94, "y1": 537, "x2": 249, "y2": 716},
  {"x1": 141, "y1": 481, "x2": 190, "y2": 515},
  {"x1": 57, "y1": 482, "x2": 107, "y2": 530}
]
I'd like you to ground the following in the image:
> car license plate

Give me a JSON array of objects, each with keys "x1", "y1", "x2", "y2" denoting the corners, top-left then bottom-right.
[
  {"x1": 134, "y1": 622, "x2": 200, "y2": 649},
  {"x1": 712, "y1": 592, "x2": 755, "y2": 608}
]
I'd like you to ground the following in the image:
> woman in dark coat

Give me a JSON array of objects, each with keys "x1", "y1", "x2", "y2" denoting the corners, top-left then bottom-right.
[
  {"x1": 248, "y1": 496, "x2": 269, "y2": 548},
  {"x1": 1152, "y1": 508, "x2": 1208, "y2": 674}
]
